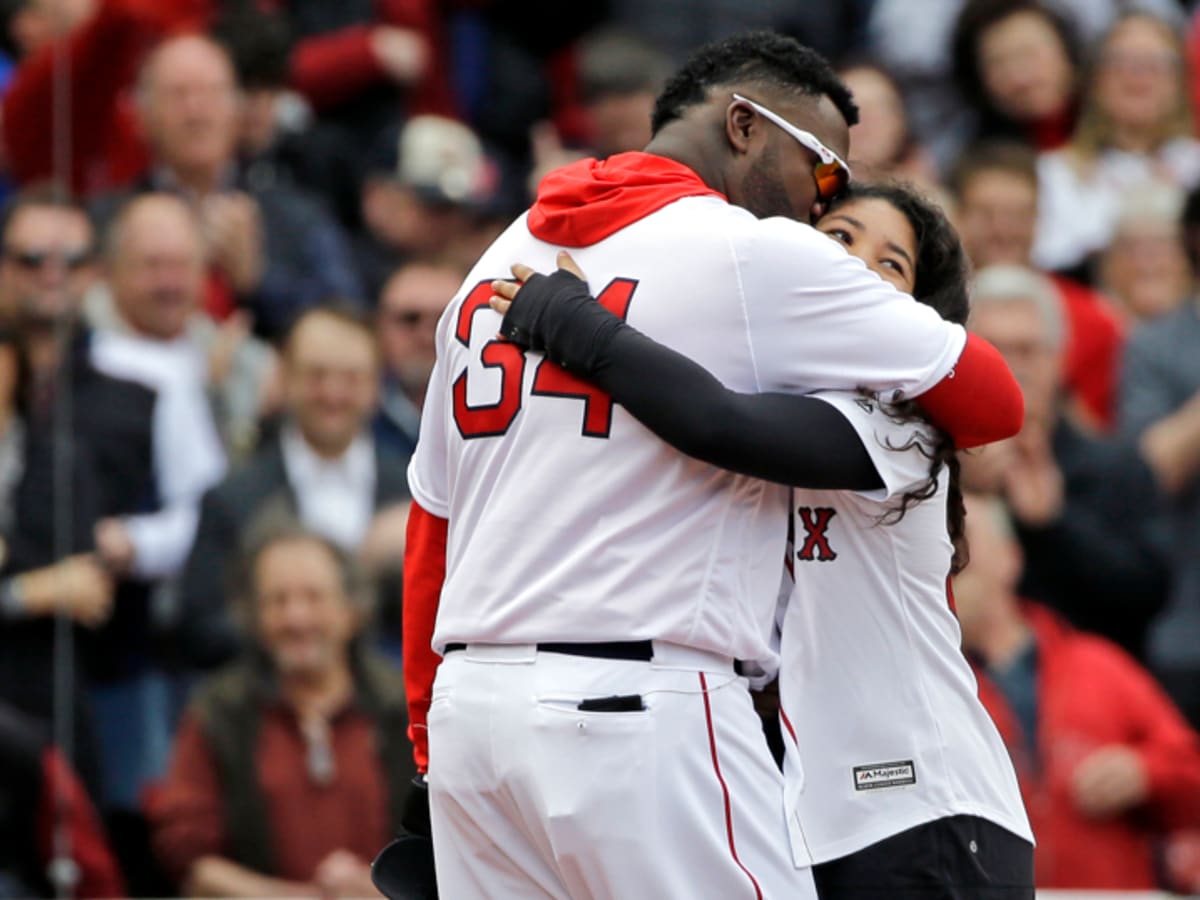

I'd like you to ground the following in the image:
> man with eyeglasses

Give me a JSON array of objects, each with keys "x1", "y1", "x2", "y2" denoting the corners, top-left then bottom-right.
[
  {"x1": 395, "y1": 31, "x2": 1025, "y2": 900},
  {"x1": 373, "y1": 261, "x2": 464, "y2": 460},
  {"x1": 178, "y1": 304, "x2": 411, "y2": 670},
  {"x1": 0, "y1": 187, "x2": 159, "y2": 805}
]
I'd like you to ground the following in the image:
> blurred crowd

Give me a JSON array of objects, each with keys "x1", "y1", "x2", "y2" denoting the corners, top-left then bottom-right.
[{"x1": 1, "y1": 0, "x2": 1200, "y2": 896}]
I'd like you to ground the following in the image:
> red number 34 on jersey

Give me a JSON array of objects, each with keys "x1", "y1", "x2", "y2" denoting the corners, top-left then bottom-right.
[{"x1": 451, "y1": 276, "x2": 639, "y2": 440}]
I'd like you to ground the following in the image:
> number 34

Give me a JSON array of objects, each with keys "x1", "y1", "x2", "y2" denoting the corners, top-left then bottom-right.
[{"x1": 451, "y1": 277, "x2": 638, "y2": 440}]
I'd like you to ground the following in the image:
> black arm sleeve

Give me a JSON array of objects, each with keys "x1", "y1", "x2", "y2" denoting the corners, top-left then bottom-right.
[{"x1": 500, "y1": 271, "x2": 884, "y2": 491}]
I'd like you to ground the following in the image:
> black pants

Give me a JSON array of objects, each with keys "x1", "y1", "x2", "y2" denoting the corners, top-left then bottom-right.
[{"x1": 812, "y1": 814, "x2": 1034, "y2": 900}]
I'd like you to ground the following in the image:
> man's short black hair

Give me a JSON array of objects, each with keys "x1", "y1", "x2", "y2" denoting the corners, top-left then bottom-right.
[
  {"x1": 651, "y1": 31, "x2": 858, "y2": 135},
  {"x1": 0, "y1": 0, "x2": 29, "y2": 60},
  {"x1": 212, "y1": 6, "x2": 293, "y2": 90}
]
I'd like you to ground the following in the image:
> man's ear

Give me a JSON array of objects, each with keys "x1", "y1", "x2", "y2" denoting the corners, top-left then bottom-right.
[{"x1": 725, "y1": 101, "x2": 757, "y2": 155}]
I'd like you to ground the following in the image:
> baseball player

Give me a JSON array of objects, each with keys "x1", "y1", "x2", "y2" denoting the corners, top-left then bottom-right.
[
  {"x1": 402, "y1": 33, "x2": 1024, "y2": 899},
  {"x1": 489, "y1": 182, "x2": 1035, "y2": 898}
]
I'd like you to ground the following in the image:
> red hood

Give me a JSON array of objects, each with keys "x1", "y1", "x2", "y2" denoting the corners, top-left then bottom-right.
[{"x1": 528, "y1": 152, "x2": 726, "y2": 247}]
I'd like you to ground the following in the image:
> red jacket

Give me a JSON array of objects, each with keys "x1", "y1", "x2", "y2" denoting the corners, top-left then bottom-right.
[
  {"x1": 0, "y1": 0, "x2": 203, "y2": 195},
  {"x1": 1, "y1": 0, "x2": 454, "y2": 197},
  {"x1": 1051, "y1": 275, "x2": 1126, "y2": 433},
  {"x1": 976, "y1": 603, "x2": 1200, "y2": 889},
  {"x1": 36, "y1": 748, "x2": 126, "y2": 898},
  {"x1": 283, "y1": 0, "x2": 454, "y2": 118}
]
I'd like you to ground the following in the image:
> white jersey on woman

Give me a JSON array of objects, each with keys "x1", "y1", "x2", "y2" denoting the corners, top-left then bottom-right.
[{"x1": 778, "y1": 390, "x2": 1034, "y2": 865}]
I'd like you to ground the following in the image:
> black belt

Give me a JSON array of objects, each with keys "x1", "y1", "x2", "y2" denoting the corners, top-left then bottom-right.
[
  {"x1": 442, "y1": 641, "x2": 745, "y2": 673},
  {"x1": 442, "y1": 640, "x2": 654, "y2": 661}
]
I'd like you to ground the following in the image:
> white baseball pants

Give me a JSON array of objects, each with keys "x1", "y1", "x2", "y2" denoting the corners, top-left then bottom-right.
[{"x1": 425, "y1": 642, "x2": 817, "y2": 899}]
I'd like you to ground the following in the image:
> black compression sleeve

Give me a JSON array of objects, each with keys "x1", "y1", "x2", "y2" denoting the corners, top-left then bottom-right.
[
  {"x1": 588, "y1": 325, "x2": 884, "y2": 490},
  {"x1": 499, "y1": 270, "x2": 883, "y2": 490}
]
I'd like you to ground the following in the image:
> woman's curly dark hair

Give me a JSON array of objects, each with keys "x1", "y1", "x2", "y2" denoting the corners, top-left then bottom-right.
[{"x1": 825, "y1": 182, "x2": 972, "y2": 573}]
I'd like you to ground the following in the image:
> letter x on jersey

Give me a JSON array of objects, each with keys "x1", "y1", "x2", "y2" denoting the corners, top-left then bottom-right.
[{"x1": 797, "y1": 507, "x2": 837, "y2": 562}]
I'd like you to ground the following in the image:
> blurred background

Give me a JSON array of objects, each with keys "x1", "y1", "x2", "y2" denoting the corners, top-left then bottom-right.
[{"x1": 2, "y1": 0, "x2": 1200, "y2": 896}]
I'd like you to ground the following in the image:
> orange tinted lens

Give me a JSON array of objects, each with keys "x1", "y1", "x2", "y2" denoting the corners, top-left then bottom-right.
[{"x1": 814, "y1": 162, "x2": 848, "y2": 201}]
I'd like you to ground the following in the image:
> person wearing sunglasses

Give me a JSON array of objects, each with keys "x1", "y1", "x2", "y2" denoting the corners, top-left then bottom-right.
[
  {"x1": 490, "y1": 182, "x2": 1035, "y2": 898},
  {"x1": 731, "y1": 92, "x2": 853, "y2": 211},
  {"x1": 398, "y1": 32, "x2": 1024, "y2": 900}
]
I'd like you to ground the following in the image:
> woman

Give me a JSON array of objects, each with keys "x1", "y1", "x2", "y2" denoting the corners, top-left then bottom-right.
[
  {"x1": 1034, "y1": 11, "x2": 1200, "y2": 273},
  {"x1": 491, "y1": 183, "x2": 1034, "y2": 899},
  {"x1": 951, "y1": 0, "x2": 1082, "y2": 151}
]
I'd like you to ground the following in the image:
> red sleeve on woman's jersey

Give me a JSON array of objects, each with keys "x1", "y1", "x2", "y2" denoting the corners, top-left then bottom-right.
[
  {"x1": 916, "y1": 333, "x2": 1024, "y2": 449},
  {"x1": 403, "y1": 500, "x2": 448, "y2": 773}
]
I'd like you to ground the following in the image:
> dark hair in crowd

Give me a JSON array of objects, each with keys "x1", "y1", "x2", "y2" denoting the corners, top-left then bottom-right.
[
  {"x1": 234, "y1": 514, "x2": 374, "y2": 630},
  {"x1": 212, "y1": 3, "x2": 294, "y2": 90},
  {"x1": 651, "y1": 31, "x2": 859, "y2": 135},
  {"x1": 951, "y1": 0, "x2": 1081, "y2": 113},
  {"x1": 0, "y1": 182, "x2": 92, "y2": 247},
  {"x1": 948, "y1": 140, "x2": 1038, "y2": 201},
  {"x1": 828, "y1": 182, "x2": 972, "y2": 573}
]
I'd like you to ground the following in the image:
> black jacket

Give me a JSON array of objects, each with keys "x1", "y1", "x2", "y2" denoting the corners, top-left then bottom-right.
[
  {"x1": 178, "y1": 434, "x2": 410, "y2": 667},
  {"x1": 0, "y1": 329, "x2": 157, "y2": 790}
]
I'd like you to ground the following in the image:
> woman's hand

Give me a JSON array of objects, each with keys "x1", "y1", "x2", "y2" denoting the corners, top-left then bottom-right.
[
  {"x1": 487, "y1": 251, "x2": 600, "y2": 363},
  {"x1": 489, "y1": 250, "x2": 588, "y2": 317}
]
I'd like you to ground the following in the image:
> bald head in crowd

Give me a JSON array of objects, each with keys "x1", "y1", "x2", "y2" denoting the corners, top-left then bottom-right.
[
  {"x1": 136, "y1": 34, "x2": 241, "y2": 191},
  {"x1": 968, "y1": 264, "x2": 1065, "y2": 430},
  {"x1": 107, "y1": 193, "x2": 206, "y2": 341}
]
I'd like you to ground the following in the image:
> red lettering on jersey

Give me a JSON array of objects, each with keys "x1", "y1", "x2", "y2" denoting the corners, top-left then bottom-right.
[
  {"x1": 531, "y1": 278, "x2": 639, "y2": 438},
  {"x1": 796, "y1": 507, "x2": 838, "y2": 562},
  {"x1": 452, "y1": 280, "x2": 527, "y2": 438}
]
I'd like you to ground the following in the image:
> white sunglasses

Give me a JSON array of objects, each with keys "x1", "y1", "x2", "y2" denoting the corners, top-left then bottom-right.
[{"x1": 732, "y1": 93, "x2": 852, "y2": 201}]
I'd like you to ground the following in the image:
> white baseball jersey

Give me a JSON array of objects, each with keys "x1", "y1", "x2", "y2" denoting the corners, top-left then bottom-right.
[
  {"x1": 409, "y1": 193, "x2": 967, "y2": 668},
  {"x1": 778, "y1": 390, "x2": 1033, "y2": 865}
]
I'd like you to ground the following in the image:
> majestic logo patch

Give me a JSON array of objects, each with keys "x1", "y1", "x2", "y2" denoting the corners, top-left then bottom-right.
[{"x1": 853, "y1": 760, "x2": 917, "y2": 791}]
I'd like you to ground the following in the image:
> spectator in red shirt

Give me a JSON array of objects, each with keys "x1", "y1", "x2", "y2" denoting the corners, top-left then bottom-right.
[
  {"x1": 148, "y1": 521, "x2": 416, "y2": 897},
  {"x1": 949, "y1": 140, "x2": 1125, "y2": 431},
  {"x1": 1, "y1": 0, "x2": 208, "y2": 196},
  {"x1": 277, "y1": 0, "x2": 454, "y2": 147},
  {"x1": 951, "y1": 0, "x2": 1082, "y2": 151},
  {"x1": 94, "y1": 32, "x2": 364, "y2": 338},
  {"x1": 0, "y1": 0, "x2": 451, "y2": 198},
  {"x1": 962, "y1": 264, "x2": 1169, "y2": 660},
  {"x1": 954, "y1": 491, "x2": 1200, "y2": 891}
]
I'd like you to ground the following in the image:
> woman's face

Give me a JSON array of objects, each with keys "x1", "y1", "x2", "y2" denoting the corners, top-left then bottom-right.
[
  {"x1": 978, "y1": 10, "x2": 1075, "y2": 121},
  {"x1": 1094, "y1": 17, "x2": 1182, "y2": 133},
  {"x1": 818, "y1": 197, "x2": 918, "y2": 294}
]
